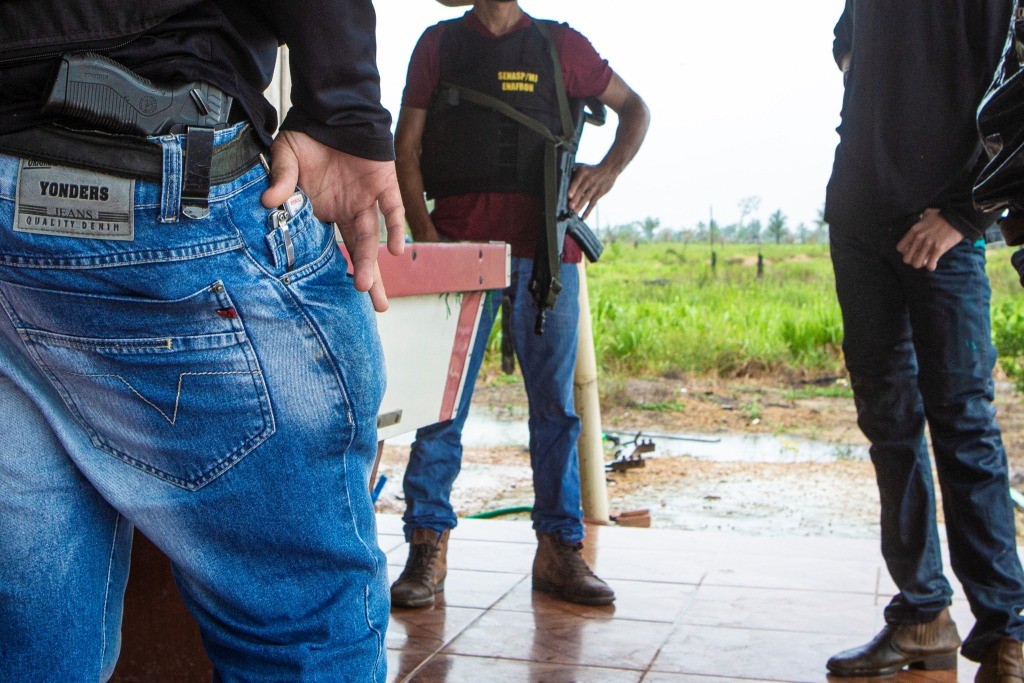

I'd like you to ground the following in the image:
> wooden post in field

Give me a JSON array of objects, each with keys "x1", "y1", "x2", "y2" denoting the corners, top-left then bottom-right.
[
  {"x1": 709, "y1": 205, "x2": 717, "y2": 274},
  {"x1": 574, "y1": 261, "x2": 611, "y2": 524}
]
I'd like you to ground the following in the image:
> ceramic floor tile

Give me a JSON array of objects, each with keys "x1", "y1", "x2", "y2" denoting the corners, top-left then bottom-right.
[
  {"x1": 824, "y1": 662, "x2": 978, "y2": 682},
  {"x1": 494, "y1": 578, "x2": 696, "y2": 623},
  {"x1": 387, "y1": 606, "x2": 484, "y2": 656},
  {"x1": 677, "y1": 585, "x2": 879, "y2": 636},
  {"x1": 377, "y1": 514, "x2": 405, "y2": 536},
  {"x1": 385, "y1": 538, "x2": 536, "y2": 574},
  {"x1": 641, "y1": 674, "x2": 780, "y2": 683},
  {"x1": 447, "y1": 517, "x2": 542, "y2": 544},
  {"x1": 401, "y1": 653, "x2": 643, "y2": 682},
  {"x1": 443, "y1": 609, "x2": 673, "y2": 671},
  {"x1": 373, "y1": 515, "x2": 993, "y2": 683},
  {"x1": 387, "y1": 647, "x2": 430, "y2": 683},
  {"x1": 384, "y1": 567, "x2": 526, "y2": 610},
  {"x1": 437, "y1": 569, "x2": 527, "y2": 609},
  {"x1": 379, "y1": 535, "x2": 406, "y2": 554},
  {"x1": 704, "y1": 554, "x2": 881, "y2": 594},
  {"x1": 443, "y1": 539, "x2": 538, "y2": 573},
  {"x1": 587, "y1": 546, "x2": 712, "y2": 585},
  {"x1": 587, "y1": 525, "x2": 881, "y2": 562},
  {"x1": 649, "y1": 624, "x2": 854, "y2": 682}
]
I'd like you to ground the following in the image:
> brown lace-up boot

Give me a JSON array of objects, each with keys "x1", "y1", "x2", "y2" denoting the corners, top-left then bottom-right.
[
  {"x1": 390, "y1": 529, "x2": 449, "y2": 609},
  {"x1": 532, "y1": 532, "x2": 615, "y2": 606},
  {"x1": 826, "y1": 608, "x2": 961, "y2": 676},
  {"x1": 976, "y1": 638, "x2": 1024, "y2": 683}
]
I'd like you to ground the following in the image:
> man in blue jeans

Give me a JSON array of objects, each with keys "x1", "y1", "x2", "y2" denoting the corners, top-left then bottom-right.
[
  {"x1": 389, "y1": 0, "x2": 649, "y2": 608},
  {"x1": 825, "y1": 2, "x2": 1024, "y2": 680},
  {"x1": 0, "y1": 2, "x2": 404, "y2": 681}
]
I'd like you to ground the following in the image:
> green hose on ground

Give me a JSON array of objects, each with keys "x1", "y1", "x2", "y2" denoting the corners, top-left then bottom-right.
[{"x1": 465, "y1": 505, "x2": 533, "y2": 519}]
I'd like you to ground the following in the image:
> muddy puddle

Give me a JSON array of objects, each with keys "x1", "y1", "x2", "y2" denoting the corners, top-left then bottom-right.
[
  {"x1": 380, "y1": 409, "x2": 882, "y2": 538},
  {"x1": 388, "y1": 410, "x2": 870, "y2": 464}
]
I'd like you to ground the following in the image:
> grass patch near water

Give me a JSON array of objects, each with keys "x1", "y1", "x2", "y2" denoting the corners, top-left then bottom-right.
[{"x1": 483, "y1": 242, "x2": 1024, "y2": 389}]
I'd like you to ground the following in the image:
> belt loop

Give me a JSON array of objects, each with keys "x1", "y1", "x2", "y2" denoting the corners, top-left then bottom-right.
[
  {"x1": 159, "y1": 134, "x2": 183, "y2": 224},
  {"x1": 182, "y1": 127, "x2": 215, "y2": 219}
]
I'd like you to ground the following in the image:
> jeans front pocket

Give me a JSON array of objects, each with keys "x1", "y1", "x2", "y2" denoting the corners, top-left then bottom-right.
[{"x1": 0, "y1": 278, "x2": 275, "y2": 489}]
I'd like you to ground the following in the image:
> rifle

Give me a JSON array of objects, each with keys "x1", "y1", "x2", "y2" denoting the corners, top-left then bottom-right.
[
  {"x1": 528, "y1": 97, "x2": 606, "y2": 334},
  {"x1": 427, "y1": 21, "x2": 606, "y2": 335}
]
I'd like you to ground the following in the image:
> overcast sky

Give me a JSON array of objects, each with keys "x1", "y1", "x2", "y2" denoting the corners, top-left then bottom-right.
[{"x1": 374, "y1": 0, "x2": 847, "y2": 233}]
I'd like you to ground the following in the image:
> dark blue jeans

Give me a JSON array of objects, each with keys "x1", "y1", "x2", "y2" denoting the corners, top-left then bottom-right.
[
  {"x1": 831, "y1": 221, "x2": 1024, "y2": 661},
  {"x1": 402, "y1": 258, "x2": 585, "y2": 543}
]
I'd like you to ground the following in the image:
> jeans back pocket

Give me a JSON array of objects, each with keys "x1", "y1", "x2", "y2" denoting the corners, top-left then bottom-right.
[{"x1": 0, "y1": 278, "x2": 274, "y2": 490}]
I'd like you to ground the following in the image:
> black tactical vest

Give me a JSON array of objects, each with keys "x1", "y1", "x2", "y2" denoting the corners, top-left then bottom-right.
[{"x1": 420, "y1": 18, "x2": 568, "y2": 199}]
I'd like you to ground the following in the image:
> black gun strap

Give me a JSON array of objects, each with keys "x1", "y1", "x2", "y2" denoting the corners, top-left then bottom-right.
[
  {"x1": 543, "y1": 142, "x2": 562, "y2": 296},
  {"x1": 533, "y1": 139, "x2": 563, "y2": 334},
  {"x1": 437, "y1": 82, "x2": 563, "y2": 145},
  {"x1": 533, "y1": 20, "x2": 576, "y2": 146},
  {"x1": 500, "y1": 292, "x2": 516, "y2": 375}
]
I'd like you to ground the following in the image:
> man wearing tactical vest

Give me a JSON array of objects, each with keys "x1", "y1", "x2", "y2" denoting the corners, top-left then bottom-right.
[{"x1": 391, "y1": 0, "x2": 649, "y2": 608}]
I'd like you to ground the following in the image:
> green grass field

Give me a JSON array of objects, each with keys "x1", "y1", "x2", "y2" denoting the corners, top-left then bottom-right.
[{"x1": 486, "y1": 241, "x2": 1024, "y2": 384}]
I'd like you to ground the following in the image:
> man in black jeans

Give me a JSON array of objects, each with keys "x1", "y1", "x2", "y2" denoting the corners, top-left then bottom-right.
[{"x1": 825, "y1": 2, "x2": 1024, "y2": 680}]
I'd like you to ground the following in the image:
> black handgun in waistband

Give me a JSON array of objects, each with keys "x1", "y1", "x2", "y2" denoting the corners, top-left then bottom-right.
[{"x1": 42, "y1": 52, "x2": 233, "y2": 137}]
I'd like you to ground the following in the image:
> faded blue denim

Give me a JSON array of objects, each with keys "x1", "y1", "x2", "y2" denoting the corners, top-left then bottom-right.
[
  {"x1": 831, "y1": 220, "x2": 1024, "y2": 661},
  {"x1": 402, "y1": 257, "x2": 585, "y2": 543},
  {"x1": 0, "y1": 123, "x2": 389, "y2": 681}
]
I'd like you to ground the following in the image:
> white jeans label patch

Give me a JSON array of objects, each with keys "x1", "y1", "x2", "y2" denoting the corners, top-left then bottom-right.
[{"x1": 14, "y1": 160, "x2": 134, "y2": 241}]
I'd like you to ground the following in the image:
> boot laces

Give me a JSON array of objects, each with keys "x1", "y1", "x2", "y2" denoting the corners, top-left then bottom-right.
[
  {"x1": 555, "y1": 540, "x2": 596, "y2": 578},
  {"x1": 401, "y1": 540, "x2": 440, "y2": 581}
]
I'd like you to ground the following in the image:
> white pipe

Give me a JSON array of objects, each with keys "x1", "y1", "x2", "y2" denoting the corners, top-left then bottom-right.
[{"x1": 574, "y1": 261, "x2": 610, "y2": 523}]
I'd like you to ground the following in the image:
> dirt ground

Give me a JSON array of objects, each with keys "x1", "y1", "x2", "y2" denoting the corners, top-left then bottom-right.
[{"x1": 374, "y1": 370, "x2": 1024, "y2": 539}]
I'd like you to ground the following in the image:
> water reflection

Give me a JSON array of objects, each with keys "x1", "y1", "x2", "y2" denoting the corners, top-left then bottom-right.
[{"x1": 390, "y1": 409, "x2": 869, "y2": 464}]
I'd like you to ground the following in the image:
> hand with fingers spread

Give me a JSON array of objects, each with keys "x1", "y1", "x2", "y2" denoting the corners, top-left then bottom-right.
[
  {"x1": 895, "y1": 208, "x2": 963, "y2": 272},
  {"x1": 567, "y1": 162, "x2": 619, "y2": 220},
  {"x1": 262, "y1": 130, "x2": 406, "y2": 312}
]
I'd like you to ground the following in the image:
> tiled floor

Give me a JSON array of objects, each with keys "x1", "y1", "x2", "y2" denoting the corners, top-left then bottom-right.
[{"x1": 378, "y1": 514, "x2": 996, "y2": 683}]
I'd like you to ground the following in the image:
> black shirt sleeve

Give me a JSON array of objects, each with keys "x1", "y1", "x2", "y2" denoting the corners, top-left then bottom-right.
[
  {"x1": 252, "y1": 0, "x2": 395, "y2": 161},
  {"x1": 833, "y1": 1, "x2": 853, "y2": 69},
  {"x1": 943, "y1": 0, "x2": 1015, "y2": 239}
]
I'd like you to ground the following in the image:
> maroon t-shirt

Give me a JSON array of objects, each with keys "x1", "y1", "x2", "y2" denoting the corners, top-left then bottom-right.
[{"x1": 403, "y1": 12, "x2": 613, "y2": 262}]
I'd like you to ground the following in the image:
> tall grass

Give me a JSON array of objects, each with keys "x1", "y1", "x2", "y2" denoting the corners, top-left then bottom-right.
[
  {"x1": 483, "y1": 241, "x2": 1024, "y2": 383},
  {"x1": 587, "y1": 242, "x2": 844, "y2": 377}
]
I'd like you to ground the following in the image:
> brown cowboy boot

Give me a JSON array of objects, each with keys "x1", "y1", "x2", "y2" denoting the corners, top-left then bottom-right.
[
  {"x1": 827, "y1": 608, "x2": 961, "y2": 677},
  {"x1": 532, "y1": 532, "x2": 615, "y2": 606},
  {"x1": 390, "y1": 529, "x2": 449, "y2": 609},
  {"x1": 976, "y1": 638, "x2": 1024, "y2": 683}
]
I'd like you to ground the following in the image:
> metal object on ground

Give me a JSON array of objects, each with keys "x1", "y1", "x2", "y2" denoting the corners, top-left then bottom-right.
[
  {"x1": 604, "y1": 428, "x2": 721, "y2": 444},
  {"x1": 606, "y1": 439, "x2": 654, "y2": 473}
]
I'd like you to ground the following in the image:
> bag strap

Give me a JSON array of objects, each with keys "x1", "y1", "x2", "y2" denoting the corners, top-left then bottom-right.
[
  {"x1": 532, "y1": 19, "x2": 576, "y2": 147},
  {"x1": 435, "y1": 82, "x2": 561, "y2": 143}
]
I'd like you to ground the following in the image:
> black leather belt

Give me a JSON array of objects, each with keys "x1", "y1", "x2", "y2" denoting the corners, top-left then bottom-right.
[{"x1": 0, "y1": 123, "x2": 266, "y2": 185}]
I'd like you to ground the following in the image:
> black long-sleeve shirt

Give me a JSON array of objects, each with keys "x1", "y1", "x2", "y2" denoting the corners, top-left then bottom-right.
[
  {"x1": 0, "y1": 0, "x2": 394, "y2": 161},
  {"x1": 825, "y1": 0, "x2": 1012, "y2": 238}
]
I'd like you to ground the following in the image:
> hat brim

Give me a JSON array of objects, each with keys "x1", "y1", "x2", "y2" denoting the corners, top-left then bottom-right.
[{"x1": 435, "y1": 0, "x2": 473, "y2": 6}]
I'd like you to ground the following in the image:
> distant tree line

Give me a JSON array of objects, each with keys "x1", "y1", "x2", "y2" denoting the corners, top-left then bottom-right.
[{"x1": 598, "y1": 197, "x2": 830, "y2": 246}]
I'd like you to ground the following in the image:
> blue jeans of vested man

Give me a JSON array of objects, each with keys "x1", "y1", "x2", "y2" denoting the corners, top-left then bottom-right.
[
  {"x1": 0, "y1": 123, "x2": 389, "y2": 681},
  {"x1": 401, "y1": 257, "x2": 585, "y2": 543},
  {"x1": 831, "y1": 220, "x2": 1024, "y2": 661}
]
